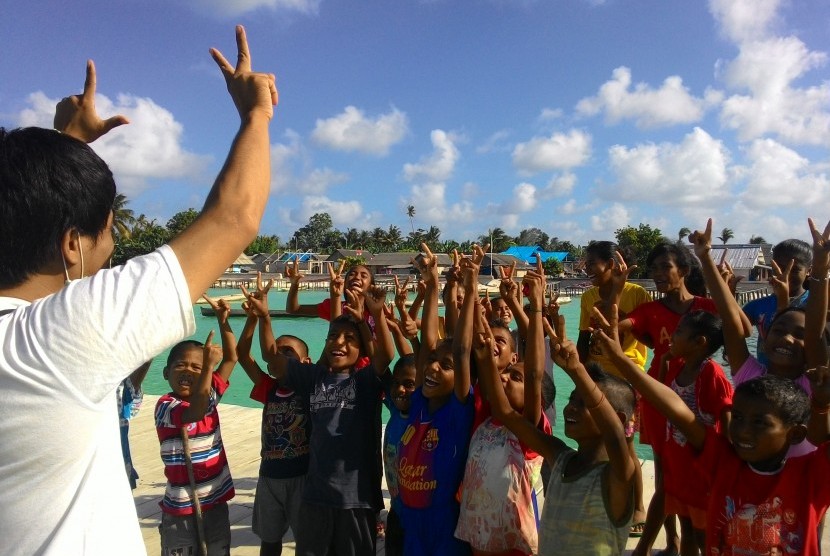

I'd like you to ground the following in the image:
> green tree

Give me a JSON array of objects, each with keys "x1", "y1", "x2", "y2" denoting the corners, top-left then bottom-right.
[
  {"x1": 166, "y1": 208, "x2": 200, "y2": 238},
  {"x1": 480, "y1": 228, "x2": 512, "y2": 252},
  {"x1": 112, "y1": 219, "x2": 170, "y2": 265},
  {"x1": 386, "y1": 225, "x2": 403, "y2": 250},
  {"x1": 615, "y1": 224, "x2": 664, "y2": 278},
  {"x1": 542, "y1": 257, "x2": 564, "y2": 276},
  {"x1": 291, "y1": 213, "x2": 334, "y2": 251},
  {"x1": 749, "y1": 235, "x2": 767, "y2": 244},
  {"x1": 717, "y1": 228, "x2": 734, "y2": 244},
  {"x1": 112, "y1": 193, "x2": 136, "y2": 240},
  {"x1": 406, "y1": 205, "x2": 416, "y2": 234},
  {"x1": 246, "y1": 235, "x2": 281, "y2": 255},
  {"x1": 677, "y1": 227, "x2": 691, "y2": 242}
]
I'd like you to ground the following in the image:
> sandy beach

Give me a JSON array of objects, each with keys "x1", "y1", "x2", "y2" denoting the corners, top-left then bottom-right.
[{"x1": 131, "y1": 395, "x2": 829, "y2": 555}]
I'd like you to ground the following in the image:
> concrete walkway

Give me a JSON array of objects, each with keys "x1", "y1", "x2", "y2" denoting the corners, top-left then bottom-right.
[{"x1": 130, "y1": 396, "x2": 827, "y2": 555}]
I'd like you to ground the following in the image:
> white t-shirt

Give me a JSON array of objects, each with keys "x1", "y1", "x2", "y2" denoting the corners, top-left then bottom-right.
[{"x1": 0, "y1": 245, "x2": 195, "y2": 555}]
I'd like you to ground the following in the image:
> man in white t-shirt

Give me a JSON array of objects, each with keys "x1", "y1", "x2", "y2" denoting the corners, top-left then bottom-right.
[{"x1": 0, "y1": 26, "x2": 277, "y2": 555}]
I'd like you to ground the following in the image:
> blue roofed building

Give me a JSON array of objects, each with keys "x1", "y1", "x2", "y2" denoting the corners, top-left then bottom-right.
[{"x1": 501, "y1": 246, "x2": 569, "y2": 265}]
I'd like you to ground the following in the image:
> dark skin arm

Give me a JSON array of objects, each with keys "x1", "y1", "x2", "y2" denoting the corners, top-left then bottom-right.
[
  {"x1": 521, "y1": 266, "x2": 545, "y2": 427},
  {"x1": 442, "y1": 251, "x2": 462, "y2": 338},
  {"x1": 237, "y1": 306, "x2": 267, "y2": 386},
  {"x1": 414, "y1": 243, "x2": 440, "y2": 387},
  {"x1": 453, "y1": 246, "x2": 486, "y2": 403},
  {"x1": 127, "y1": 360, "x2": 152, "y2": 391},
  {"x1": 285, "y1": 257, "x2": 319, "y2": 316},
  {"x1": 202, "y1": 293, "x2": 238, "y2": 383}
]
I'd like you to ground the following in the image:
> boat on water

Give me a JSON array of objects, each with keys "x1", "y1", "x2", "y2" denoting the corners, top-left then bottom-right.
[
  {"x1": 199, "y1": 307, "x2": 312, "y2": 318},
  {"x1": 196, "y1": 293, "x2": 248, "y2": 304}
]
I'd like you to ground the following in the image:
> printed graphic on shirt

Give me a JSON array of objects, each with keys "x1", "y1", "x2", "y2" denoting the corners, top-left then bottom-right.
[
  {"x1": 309, "y1": 375, "x2": 357, "y2": 411},
  {"x1": 397, "y1": 420, "x2": 439, "y2": 508},
  {"x1": 262, "y1": 393, "x2": 309, "y2": 461},
  {"x1": 713, "y1": 495, "x2": 804, "y2": 555}
]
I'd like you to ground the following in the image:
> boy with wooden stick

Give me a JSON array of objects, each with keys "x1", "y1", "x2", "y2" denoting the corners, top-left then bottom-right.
[{"x1": 155, "y1": 296, "x2": 238, "y2": 556}]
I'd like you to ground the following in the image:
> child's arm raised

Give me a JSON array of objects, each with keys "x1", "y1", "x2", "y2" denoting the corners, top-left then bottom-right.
[
  {"x1": 452, "y1": 246, "x2": 487, "y2": 403},
  {"x1": 805, "y1": 218, "x2": 830, "y2": 370},
  {"x1": 689, "y1": 219, "x2": 751, "y2": 374},
  {"x1": 521, "y1": 260, "x2": 546, "y2": 427},
  {"x1": 442, "y1": 250, "x2": 462, "y2": 338},
  {"x1": 237, "y1": 302, "x2": 267, "y2": 385},
  {"x1": 385, "y1": 305, "x2": 415, "y2": 357},
  {"x1": 181, "y1": 331, "x2": 223, "y2": 423},
  {"x1": 285, "y1": 257, "x2": 318, "y2": 316},
  {"x1": 203, "y1": 293, "x2": 238, "y2": 383},
  {"x1": 362, "y1": 285, "x2": 395, "y2": 375},
  {"x1": 242, "y1": 274, "x2": 277, "y2": 360},
  {"x1": 770, "y1": 259, "x2": 793, "y2": 314},
  {"x1": 414, "y1": 243, "x2": 440, "y2": 387},
  {"x1": 472, "y1": 305, "x2": 568, "y2": 462},
  {"x1": 592, "y1": 305, "x2": 706, "y2": 451},
  {"x1": 327, "y1": 261, "x2": 347, "y2": 321},
  {"x1": 501, "y1": 260, "x2": 530, "y2": 340}
]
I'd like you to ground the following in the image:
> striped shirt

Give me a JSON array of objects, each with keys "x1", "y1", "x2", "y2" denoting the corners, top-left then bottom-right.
[{"x1": 155, "y1": 374, "x2": 234, "y2": 515}]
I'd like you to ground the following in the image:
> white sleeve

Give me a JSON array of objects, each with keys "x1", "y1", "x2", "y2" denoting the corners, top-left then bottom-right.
[{"x1": 1, "y1": 245, "x2": 195, "y2": 405}]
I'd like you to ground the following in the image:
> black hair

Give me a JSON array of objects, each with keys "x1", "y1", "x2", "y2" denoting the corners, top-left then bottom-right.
[
  {"x1": 684, "y1": 258, "x2": 708, "y2": 297},
  {"x1": 329, "y1": 314, "x2": 363, "y2": 333},
  {"x1": 772, "y1": 239, "x2": 812, "y2": 267},
  {"x1": 586, "y1": 363, "x2": 636, "y2": 421},
  {"x1": 678, "y1": 310, "x2": 724, "y2": 356},
  {"x1": 276, "y1": 334, "x2": 310, "y2": 358},
  {"x1": 166, "y1": 340, "x2": 204, "y2": 367},
  {"x1": 393, "y1": 354, "x2": 416, "y2": 375},
  {"x1": 585, "y1": 240, "x2": 635, "y2": 266},
  {"x1": 0, "y1": 127, "x2": 116, "y2": 287},
  {"x1": 646, "y1": 240, "x2": 694, "y2": 274},
  {"x1": 489, "y1": 319, "x2": 517, "y2": 351},
  {"x1": 770, "y1": 306, "x2": 806, "y2": 326},
  {"x1": 345, "y1": 264, "x2": 375, "y2": 286},
  {"x1": 734, "y1": 374, "x2": 809, "y2": 426}
]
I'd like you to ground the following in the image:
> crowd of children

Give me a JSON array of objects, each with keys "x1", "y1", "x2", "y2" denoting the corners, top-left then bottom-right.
[{"x1": 144, "y1": 217, "x2": 830, "y2": 556}]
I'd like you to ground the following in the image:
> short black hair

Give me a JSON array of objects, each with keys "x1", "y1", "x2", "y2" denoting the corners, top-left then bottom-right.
[
  {"x1": 678, "y1": 310, "x2": 724, "y2": 356},
  {"x1": 0, "y1": 127, "x2": 116, "y2": 287},
  {"x1": 166, "y1": 340, "x2": 204, "y2": 367},
  {"x1": 734, "y1": 374, "x2": 809, "y2": 426},
  {"x1": 646, "y1": 240, "x2": 694, "y2": 274},
  {"x1": 772, "y1": 239, "x2": 811, "y2": 267},
  {"x1": 585, "y1": 240, "x2": 635, "y2": 265},
  {"x1": 586, "y1": 363, "x2": 636, "y2": 421},
  {"x1": 276, "y1": 334, "x2": 310, "y2": 358},
  {"x1": 393, "y1": 354, "x2": 416, "y2": 375}
]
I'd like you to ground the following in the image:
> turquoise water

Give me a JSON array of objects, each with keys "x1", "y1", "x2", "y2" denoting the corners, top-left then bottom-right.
[{"x1": 143, "y1": 289, "x2": 663, "y2": 459}]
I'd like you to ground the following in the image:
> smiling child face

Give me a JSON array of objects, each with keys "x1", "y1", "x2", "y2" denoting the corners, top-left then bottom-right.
[{"x1": 164, "y1": 345, "x2": 204, "y2": 399}]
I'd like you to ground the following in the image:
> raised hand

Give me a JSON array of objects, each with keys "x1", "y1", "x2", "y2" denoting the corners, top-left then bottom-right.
[
  {"x1": 329, "y1": 260, "x2": 346, "y2": 299},
  {"x1": 241, "y1": 271, "x2": 273, "y2": 318},
  {"x1": 202, "y1": 330, "x2": 223, "y2": 372},
  {"x1": 413, "y1": 243, "x2": 439, "y2": 284},
  {"x1": 588, "y1": 304, "x2": 626, "y2": 360},
  {"x1": 54, "y1": 60, "x2": 129, "y2": 143},
  {"x1": 608, "y1": 251, "x2": 636, "y2": 300},
  {"x1": 210, "y1": 25, "x2": 278, "y2": 121},
  {"x1": 203, "y1": 293, "x2": 232, "y2": 324},
  {"x1": 770, "y1": 259, "x2": 793, "y2": 303},
  {"x1": 343, "y1": 288, "x2": 366, "y2": 321},
  {"x1": 809, "y1": 218, "x2": 830, "y2": 276},
  {"x1": 394, "y1": 275, "x2": 411, "y2": 309},
  {"x1": 363, "y1": 285, "x2": 388, "y2": 316},
  {"x1": 546, "y1": 288, "x2": 561, "y2": 323},
  {"x1": 546, "y1": 313, "x2": 581, "y2": 375},
  {"x1": 286, "y1": 256, "x2": 303, "y2": 286},
  {"x1": 522, "y1": 269, "x2": 545, "y2": 309},
  {"x1": 717, "y1": 253, "x2": 743, "y2": 293},
  {"x1": 499, "y1": 261, "x2": 518, "y2": 301},
  {"x1": 688, "y1": 218, "x2": 714, "y2": 258}
]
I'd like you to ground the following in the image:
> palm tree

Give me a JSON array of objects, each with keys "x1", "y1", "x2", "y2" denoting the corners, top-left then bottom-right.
[
  {"x1": 112, "y1": 193, "x2": 136, "y2": 240},
  {"x1": 717, "y1": 228, "x2": 734, "y2": 244},
  {"x1": 386, "y1": 225, "x2": 403, "y2": 250},
  {"x1": 677, "y1": 227, "x2": 691, "y2": 242},
  {"x1": 406, "y1": 205, "x2": 416, "y2": 234}
]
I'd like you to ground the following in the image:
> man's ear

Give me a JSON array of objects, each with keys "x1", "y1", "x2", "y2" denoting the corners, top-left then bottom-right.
[
  {"x1": 61, "y1": 228, "x2": 82, "y2": 266},
  {"x1": 787, "y1": 423, "x2": 808, "y2": 446},
  {"x1": 510, "y1": 352, "x2": 519, "y2": 365},
  {"x1": 301, "y1": 356, "x2": 312, "y2": 364},
  {"x1": 162, "y1": 366, "x2": 170, "y2": 381}
]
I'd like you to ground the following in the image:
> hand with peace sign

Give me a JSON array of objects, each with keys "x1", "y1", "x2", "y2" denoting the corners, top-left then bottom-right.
[
  {"x1": 241, "y1": 271, "x2": 273, "y2": 319},
  {"x1": 413, "y1": 243, "x2": 439, "y2": 285},
  {"x1": 54, "y1": 60, "x2": 129, "y2": 143},
  {"x1": 499, "y1": 261, "x2": 519, "y2": 303},
  {"x1": 210, "y1": 25, "x2": 278, "y2": 121},
  {"x1": 328, "y1": 260, "x2": 347, "y2": 301},
  {"x1": 770, "y1": 258, "x2": 793, "y2": 312}
]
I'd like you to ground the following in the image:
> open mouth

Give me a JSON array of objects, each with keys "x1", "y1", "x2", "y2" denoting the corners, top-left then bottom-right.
[{"x1": 424, "y1": 376, "x2": 440, "y2": 388}]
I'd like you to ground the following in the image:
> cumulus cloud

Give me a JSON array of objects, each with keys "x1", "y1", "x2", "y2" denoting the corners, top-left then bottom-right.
[
  {"x1": 590, "y1": 203, "x2": 631, "y2": 233},
  {"x1": 187, "y1": 0, "x2": 320, "y2": 17},
  {"x1": 708, "y1": 0, "x2": 780, "y2": 43},
  {"x1": 512, "y1": 129, "x2": 591, "y2": 174},
  {"x1": 403, "y1": 130, "x2": 460, "y2": 182},
  {"x1": 311, "y1": 106, "x2": 408, "y2": 156},
  {"x1": 575, "y1": 66, "x2": 718, "y2": 128},
  {"x1": 18, "y1": 91, "x2": 209, "y2": 196},
  {"x1": 717, "y1": 37, "x2": 830, "y2": 145},
  {"x1": 476, "y1": 129, "x2": 512, "y2": 154},
  {"x1": 738, "y1": 138, "x2": 830, "y2": 210},
  {"x1": 269, "y1": 130, "x2": 350, "y2": 196},
  {"x1": 289, "y1": 195, "x2": 364, "y2": 227},
  {"x1": 608, "y1": 127, "x2": 731, "y2": 206},
  {"x1": 539, "y1": 172, "x2": 577, "y2": 200}
]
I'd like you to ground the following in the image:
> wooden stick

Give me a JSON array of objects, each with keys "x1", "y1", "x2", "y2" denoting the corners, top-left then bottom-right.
[{"x1": 180, "y1": 427, "x2": 208, "y2": 556}]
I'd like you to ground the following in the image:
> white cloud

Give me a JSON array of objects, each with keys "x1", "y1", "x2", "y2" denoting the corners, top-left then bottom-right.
[
  {"x1": 289, "y1": 195, "x2": 364, "y2": 227},
  {"x1": 296, "y1": 168, "x2": 349, "y2": 195},
  {"x1": 539, "y1": 172, "x2": 577, "y2": 199},
  {"x1": 18, "y1": 91, "x2": 209, "y2": 197},
  {"x1": 476, "y1": 129, "x2": 512, "y2": 154},
  {"x1": 717, "y1": 37, "x2": 830, "y2": 145},
  {"x1": 403, "y1": 129, "x2": 460, "y2": 182},
  {"x1": 738, "y1": 138, "x2": 830, "y2": 210},
  {"x1": 591, "y1": 203, "x2": 631, "y2": 233},
  {"x1": 538, "y1": 108, "x2": 563, "y2": 121},
  {"x1": 311, "y1": 106, "x2": 408, "y2": 156},
  {"x1": 575, "y1": 66, "x2": 714, "y2": 128},
  {"x1": 269, "y1": 130, "x2": 350, "y2": 196},
  {"x1": 187, "y1": 0, "x2": 320, "y2": 17},
  {"x1": 708, "y1": 0, "x2": 781, "y2": 43},
  {"x1": 512, "y1": 129, "x2": 591, "y2": 174},
  {"x1": 608, "y1": 127, "x2": 731, "y2": 205},
  {"x1": 408, "y1": 182, "x2": 476, "y2": 227}
]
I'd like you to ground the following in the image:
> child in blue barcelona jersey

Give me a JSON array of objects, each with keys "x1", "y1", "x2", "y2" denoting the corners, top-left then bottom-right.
[
  {"x1": 235, "y1": 279, "x2": 313, "y2": 556},
  {"x1": 396, "y1": 243, "x2": 475, "y2": 556},
  {"x1": 743, "y1": 239, "x2": 811, "y2": 366}
]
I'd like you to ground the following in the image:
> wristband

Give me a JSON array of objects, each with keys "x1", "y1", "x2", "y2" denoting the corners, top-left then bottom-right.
[{"x1": 526, "y1": 307, "x2": 544, "y2": 313}]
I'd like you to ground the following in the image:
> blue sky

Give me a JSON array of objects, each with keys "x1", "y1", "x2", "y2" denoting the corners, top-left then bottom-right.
[{"x1": 2, "y1": 0, "x2": 828, "y2": 247}]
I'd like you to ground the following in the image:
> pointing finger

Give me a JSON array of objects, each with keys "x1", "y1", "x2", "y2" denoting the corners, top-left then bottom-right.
[
  {"x1": 234, "y1": 25, "x2": 251, "y2": 74},
  {"x1": 82, "y1": 60, "x2": 96, "y2": 102}
]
